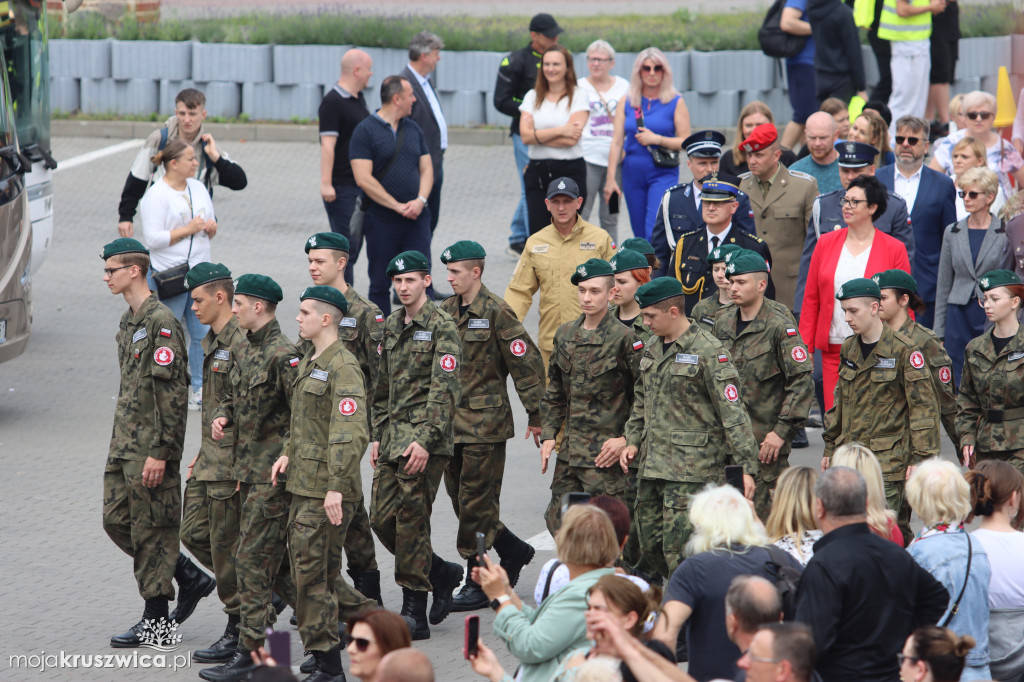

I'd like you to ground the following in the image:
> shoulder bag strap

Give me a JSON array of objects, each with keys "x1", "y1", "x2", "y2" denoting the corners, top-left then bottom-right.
[
  {"x1": 184, "y1": 185, "x2": 195, "y2": 261},
  {"x1": 938, "y1": 533, "x2": 972, "y2": 627},
  {"x1": 541, "y1": 560, "x2": 562, "y2": 601}
]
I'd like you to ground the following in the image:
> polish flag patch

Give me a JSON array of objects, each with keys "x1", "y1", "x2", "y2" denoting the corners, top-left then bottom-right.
[
  {"x1": 159, "y1": 327, "x2": 172, "y2": 337},
  {"x1": 724, "y1": 384, "x2": 739, "y2": 402},
  {"x1": 718, "y1": 353, "x2": 729, "y2": 363},
  {"x1": 632, "y1": 339, "x2": 644, "y2": 351},
  {"x1": 289, "y1": 357, "x2": 300, "y2": 367},
  {"x1": 375, "y1": 314, "x2": 384, "y2": 323},
  {"x1": 339, "y1": 398, "x2": 358, "y2": 416},
  {"x1": 786, "y1": 328, "x2": 798, "y2": 336},
  {"x1": 938, "y1": 366, "x2": 952, "y2": 384},
  {"x1": 154, "y1": 346, "x2": 175, "y2": 366},
  {"x1": 910, "y1": 351, "x2": 925, "y2": 369},
  {"x1": 440, "y1": 354, "x2": 457, "y2": 372},
  {"x1": 509, "y1": 339, "x2": 527, "y2": 357}
]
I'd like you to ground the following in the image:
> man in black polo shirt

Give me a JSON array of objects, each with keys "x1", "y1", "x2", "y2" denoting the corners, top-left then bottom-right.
[
  {"x1": 319, "y1": 48, "x2": 373, "y2": 285},
  {"x1": 350, "y1": 75, "x2": 433, "y2": 315}
]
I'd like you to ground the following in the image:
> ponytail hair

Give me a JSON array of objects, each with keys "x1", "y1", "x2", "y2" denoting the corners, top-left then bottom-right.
[
  {"x1": 909, "y1": 626, "x2": 975, "y2": 682},
  {"x1": 150, "y1": 139, "x2": 191, "y2": 168},
  {"x1": 964, "y1": 459, "x2": 1024, "y2": 529},
  {"x1": 587, "y1": 574, "x2": 663, "y2": 638}
]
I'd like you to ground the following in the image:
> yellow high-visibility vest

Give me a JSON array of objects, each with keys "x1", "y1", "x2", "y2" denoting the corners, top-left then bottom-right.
[{"x1": 877, "y1": 0, "x2": 932, "y2": 41}]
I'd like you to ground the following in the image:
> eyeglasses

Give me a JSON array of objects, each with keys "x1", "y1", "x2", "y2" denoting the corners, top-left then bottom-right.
[
  {"x1": 897, "y1": 653, "x2": 920, "y2": 666},
  {"x1": 742, "y1": 649, "x2": 782, "y2": 664},
  {"x1": 588, "y1": 57, "x2": 612, "y2": 63},
  {"x1": 103, "y1": 265, "x2": 132, "y2": 277},
  {"x1": 840, "y1": 197, "x2": 867, "y2": 208},
  {"x1": 641, "y1": 64, "x2": 664, "y2": 73},
  {"x1": 895, "y1": 136, "x2": 921, "y2": 146},
  {"x1": 966, "y1": 111, "x2": 994, "y2": 121},
  {"x1": 958, "y1": 190, "x2": 984, "y2": 199},
  {"x1": 346, "y1": 636, "x2": 373, "y2": 652}
]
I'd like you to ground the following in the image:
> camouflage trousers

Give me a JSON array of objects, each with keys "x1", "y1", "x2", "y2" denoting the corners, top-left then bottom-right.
[
  {"x1": 102, "y1": 457, "x2": 180, "y2": 600},
  {"x1": 236, "y1": 483, "x2": 296, "y2": 652},
  {"x1": 342, "y1": 497, "x2": 378, "y2": 574},
  {"x1": 180, "y1": 478, "x2": 242, "y2": 615},
  {"x1": 544, "y1": 460, "x2": 631, "y2": 536},
  {"x1": 883, "y1": 480, "x2": 911, "y2": 547},
  {"x1": 289, "y1": 494, "x2": 375, "y2": 653},
  {"x1": 634, "y1": 479, "x2": 703, "y2": 580},
  {"x1": 370, "y1": 455, "x2": 448, "y2": 591},
  {"x1": 977, "y1": 449, "x2": 1024, "y2": 478},
  {"x1": 754, "y1": 455, "x2": 790, "y2": 523},
  {"x1": 619, "y1": 468, "x2": 643, "y2": 573},
  {"x1": 444, "y1": 442, "x2": 508, "y2": 559}
]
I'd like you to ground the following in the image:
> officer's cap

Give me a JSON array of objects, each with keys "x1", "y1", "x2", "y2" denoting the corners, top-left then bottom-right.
[
  {"x1": 726, "y1": 250, "x2": 770, "y2": 277},
  {"x1": 185, "y1": 262, "x2": 232, "y2": 291},
  {"x1": 706, "y1": 243, "x2": 742, "y2": 265},
  {"x1": 835, "y1": 277, "x2": 881, "y2": 301},
  {"x1": 683, "y1": 130, "x2": 726, "y2": 158},
  {"x1": 234, "y1": 274, "x2": 283, "y2": 303},
  {"x1": 979, "y1": 269, "x2": 1023, "y2": 292},
  {"x1": 546, "y1": 177, "x2": 580, "y2": 200},
  {"x1": 101, "y1": 237, "x2": 149, "y2": 259},
  {"x1": 440, "y1": 240, "x2": 487, "y2": 264},
  {"x1": 635, "y1": 277, "x2": 683, "y2": 308},
  {"x1": 305, "y1": 232, "x2": 350, "y2": 253},
  {"x1": 836, "y1": 140, "x2": 879, "y2": 168},
  {"x1": 872, "y1": 269, "x2": 917, "y2": 294},
  {"x1": 740, "y1": 122, "x2": 778, "y2": 154},
  {"x1": 386, "y1": 250, "x2": 430, "y2": 278},
  {"x1": 700, "y1": 172, "x2": 742, "y2": 202},
  {"x1": 570, "y1": 258, "x2": 614, "y2": 285},
  {"x1": 610, "y1": 249, "x2": 649, "y2": 274},
  {"x1": 619, "y1": 237, "x2": 655, "y2": 256},
  {"x1": 300, "y1": 285, "x2": 349, "y2": 315}
]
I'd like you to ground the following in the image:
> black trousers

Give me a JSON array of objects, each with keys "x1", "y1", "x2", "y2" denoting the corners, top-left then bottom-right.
[{"x1": 523, "y1": 157, "x2": 588, "y2": 235}]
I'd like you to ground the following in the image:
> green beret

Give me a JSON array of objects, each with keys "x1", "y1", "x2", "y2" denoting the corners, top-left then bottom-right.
[
  {"x1": 619, "y1": 237, "x2": 655, "y2": 256},
  {"x1": 610, "y1": 249, "x2": 649, "y2": 273},
  {"x1": 707, "y1": 243, "x2": 743, "y2": 265},
  {"x1": 101, "y1": 237, "x2": 148, "y2": 259},
  {"x1": 185, "y1": 262, "x2": 232, "y2": 290},
  {"x1": 386, "y1": 250, "x2": 429, "y2": 277},
  {"x1": 300, "y1": 285, "x2": 349, "y2": 315},
  {"x1": 570, "y1": 258, "x2": 614, "y2": 285},
  {"x1": 726, "y1": 250, "x2": 769, "y2": 276},
  {"x1": 635, "y1": 277, "x2": 683, "y2": 308},
  {"x1": 979, "y1": 269, "x2": 1022, "y2": 292},
  {"x1": 872, "y1": 269, "x2": 917, "y2": 293},
  {"x1": 835, "y1": 277, "x2": 881, "y2": 301},
  {"x1": 305, "y1": 232, "x2": 350, "y2": 253},
  {"x1": 440, "y1": 240, "x2": 487, "y2": 264},
  {"x1": 234, "y1": 274, "x2": 283, "y2": 303}
]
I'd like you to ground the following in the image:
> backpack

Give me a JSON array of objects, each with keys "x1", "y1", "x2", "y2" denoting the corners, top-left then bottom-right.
[
  {"x1": 150, "y1": 126, "x2": 215, "y2": 196},
  {"x1": 758, "y1": 0, "x2": 809, "y2": 59},
  {"x1": 762, "y1": 545, "x2": 803, "y2": 621}
]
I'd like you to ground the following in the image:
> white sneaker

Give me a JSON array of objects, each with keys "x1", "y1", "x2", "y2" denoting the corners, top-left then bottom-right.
[{"x1": 188, "y1": 388, "x2": 202, "y2": 411}]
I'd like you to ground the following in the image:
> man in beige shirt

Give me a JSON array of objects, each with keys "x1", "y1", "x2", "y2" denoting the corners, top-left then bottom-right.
[{"x1": 505, "y1": 177, "x2": 615, "y2": 373}]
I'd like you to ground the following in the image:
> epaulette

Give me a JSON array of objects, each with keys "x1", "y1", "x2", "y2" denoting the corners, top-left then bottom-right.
[
  {"x1": 788, "y1": 169, "x2": 814, "y2": 181},
  {"x1": 738, "y1": 171, "x2": 753, "y2": 179}
]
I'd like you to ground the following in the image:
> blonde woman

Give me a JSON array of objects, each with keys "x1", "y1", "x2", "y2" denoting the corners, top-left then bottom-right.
[
  {"x1": 949, "y1": 138, "x2": 1006, "y2": 221},
  {"x1": 832, "y1": 443, "x2": 902, "y2": 545},
  {"x1": 765, "y1": 466, "x2": 822, "y2": 566}
]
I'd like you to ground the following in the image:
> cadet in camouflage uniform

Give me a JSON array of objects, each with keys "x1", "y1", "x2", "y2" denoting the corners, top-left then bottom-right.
[
  {"x1": 715, "y1": 250, "x2": 814, "y2": 519},
  {"x1": 619, "y1": 237, "x2": 661, "y2": 273},
  {"x1": 101, "y1": 238, "x2": 190, "y2": 647},
  {"x1": 270, "y1": 286, "x2": 374, "y2": 681},
  {"x1": 875, "y1": 269, "x2": 958, "y2": 447},
  {"x1": 608, "y1": 249, "x2": 653, "y2": 338},
  {"x1": 823, "y1": 278, "x2": 941, "y2": 545},
  {"x1": 690, "y1": 244, "x2": 742, "y2": 331},
  {"x1": 176, "y1": 263, "x2": 249, "y2": 663},
  {"x1": 957, "y1": 270, "x2": 1024, "y2": 477},
  {"x1": 200, "y1": 275, "x2": 300, "y2": 682},
  {"x1": 370, "y1": 251, "x2": 463, "y2": 640},
  {"x1": 304, "y1": 232, "x2": 384, "y2": 606},
  {"x1": 438, "y1": 241, "x2": 545, "y2": 612},
  {"x1": 621, "y1": 277, "x2": 759, "y2": 579},
  {"x1": 540, "y1": 258, "x2": 643, "y2": 535}
]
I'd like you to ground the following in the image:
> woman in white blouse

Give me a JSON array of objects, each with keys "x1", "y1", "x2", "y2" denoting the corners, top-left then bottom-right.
[
  {"x1": 140, "y1": 139, "x2": 217, "y2": 407},
  {"x1": 519, "y1": 44, "x2": 590, "y2": 236}
]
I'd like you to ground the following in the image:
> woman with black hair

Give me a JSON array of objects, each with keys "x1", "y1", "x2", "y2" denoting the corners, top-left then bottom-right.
[{"x1": 898, "y1": 626, "x2": 976, "y2": 682}]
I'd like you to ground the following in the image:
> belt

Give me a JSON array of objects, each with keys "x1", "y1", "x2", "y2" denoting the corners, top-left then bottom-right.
[{"x1": 986, "y1": 407, "x2": 1024, "y2": 423}]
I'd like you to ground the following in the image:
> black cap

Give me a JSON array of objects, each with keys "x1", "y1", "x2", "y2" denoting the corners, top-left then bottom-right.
[
  {"x1": 546, "y1": 177, "x2": 580, "y2": 200},
  {"x1": 529, "y1": 13, "x2": 563, "y2": 38}
]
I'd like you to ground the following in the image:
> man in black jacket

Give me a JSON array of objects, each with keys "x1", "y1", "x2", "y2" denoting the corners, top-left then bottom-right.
[
  {"x1": 493, "y1": 13, "x2": 562, "y2": 255},
  {"x1": 807, "y1": 0, "x2": 868, "y2": 104},
  {"x1": 795, "y1": 466, "x2": 949, "y2": 682}
]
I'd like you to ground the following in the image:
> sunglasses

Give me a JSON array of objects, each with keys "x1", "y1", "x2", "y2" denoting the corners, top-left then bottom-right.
[
  {"x1": 966, "y1": 111, "x2": 994, "y2": 121},
  {"x1": 641, "y1": 64, "x2": 664, "y2": 73},
  {"x1": 894, "y1": 136, "x2": 920, "y2": 146},
  {"x1": 958, "y1": 190, "x2": 985, "y2": 199},
  {"x1": 346, "y1": 636, "x2": 373, "y2": 652}
]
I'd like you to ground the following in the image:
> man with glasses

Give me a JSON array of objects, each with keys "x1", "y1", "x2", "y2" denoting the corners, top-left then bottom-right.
[
  {"x1": 878, "y1": 115, "x2": 956, "y2": 328},
  {"x1": 737, "y1": 623, "x2": 819, "y2": 682}
]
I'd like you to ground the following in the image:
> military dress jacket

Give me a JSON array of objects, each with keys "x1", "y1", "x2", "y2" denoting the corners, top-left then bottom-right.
[
  {"x1": 898, "y1": 317, "x2": 958, "y2": 447},
  {"x1": 672, "y1": 225, "x2": 774, "y2": 316},
  {"x1": 441, "y1": 284, "x2": 545, "y2": 443},
  {"x1": 957, "y1": 325, "x2": 1024, "y2": 454},
  {"x1": 109, "y1": 292, "x2": 189, "y2": 462},
  {"x1": 372, "y1": 299, "x2": 461, "y2": 463},
  {"x1": 283, "y1": 339, "x2": 369, "y2": 500},
  {"x1": 540, "y1": 312, "x2": 643, "y2": 468},
  {"x1": 623, "y1": 323, "x2": 759, "y2": 483},
  {"x1": 193, "y1": 316, "x2": 248, "y2": 481},
  {"x1": 824, "y1": 325, "x2": 941, "y2": 480}
]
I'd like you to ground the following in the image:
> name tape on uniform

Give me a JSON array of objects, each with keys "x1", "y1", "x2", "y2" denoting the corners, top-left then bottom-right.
[
  {"x1": 468, "y1": 319, "x2": 490, "y2": 329},
  {"x1": 1010, "y1": 352, "x2": 1024, "y2": 362},
  {"x1": 413, "y1": 331, "x2": 433, "y2": 341},
  {"x1": 310, "y1": 369, "x2": 329, "y2": 381},
  {"x1": 214, "y1": 349, "x2": 230, "y2": 361},
  {"x1": 340, "y1": 317, "x2": 358, "y2": 328},
  {"x1": 874, "y1": 358, "x2": 896, "y2": 369},
  {"x1": 580, "y1": 242, "x2": 597, "y2": 250},
  {"x1": 132, "y1": 328, "x2": 148, "y2": 343},
  {"x1": 675, "y1": 353, "x2": 699, "y2": 364}
]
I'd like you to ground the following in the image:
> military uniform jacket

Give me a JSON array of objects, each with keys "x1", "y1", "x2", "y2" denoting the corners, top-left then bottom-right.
[
  {"x1": 540, "y1": 312, "x2": 643, "y2": 468},
  {"x1": 691, "y1": 297, "x2": 731, "y2": 331},
  {"x1": 609, "y1": 304, "x2": 651, "y2": 340},
  {"x1": 651, "y1": 181, "x2": 756, "y2": 277},
  {"x1": 193, "y1": 317, "x2": 247, "y2": 481},
  {"x1": 372, "y1": 299, "x2": 461, "y2": 462},
  {"x1": 824, "y1": 326, "x2": 941, "y2": 479},
  {"x1": 672, "y1": 225, "x2": 774, "y2": 316},
  {"x1": 213, "y1": 318, "x2": 300, "y2": 483},
  {"x1": 956, "y1": 325, "x2": 1024, "y2": 453},
  {"x1": 109, "y1": 292, "x2": 189, "y2": 462},
  {"x1": 283, "y1": 339, "x2": 369, "y2": 499},
  {"x1": 440, "y1": 284, "x2": 545, "y2": 443},
  {"x1": 898, "y1": 317, "x2": 958, "y2": 446},
  {"x1": 714, "y1": 302, "x2": 814, "y2": 457},
  {"x1": 624, "y1": 324, "x2": 759, "y2": 483}
]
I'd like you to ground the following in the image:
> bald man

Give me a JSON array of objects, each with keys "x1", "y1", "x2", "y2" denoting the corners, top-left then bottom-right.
[
  {"x1": 377, "y1": 648, "x2": 435, "y2": 682},
  {"x1": 789, "y1": 112, "x2": 841, "y2": 195},
  {"x1": 319, "y1": 48, "x2": 374, "y2": 284}
]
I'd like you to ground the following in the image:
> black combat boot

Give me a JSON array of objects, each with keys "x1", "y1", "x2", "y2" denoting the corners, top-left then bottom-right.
[
  {"x1": 399, "y1": 588, "x2": 430, "y2": 641},
  {"x1": 198, "y1": 647, "x2": 255, "y2": 682},
  {"x1": 193, "y1": 614, "x2": 240, "y2": 663},
  {"x1": 168, "y1": 553, "x2": 216, "y2": 624},
  {"x1": 110, "y1": 596, "x2": 170, "y2": 648},
  {"x1": 348, "y1": 568, "x2": 384, "y2": 607},
  {"x1": 493, "y1": 528, "x2": 536, "y2": 588},
  {"x1": 271, "y1": 592, "x2": 288, "y2": 615},
  {"x1": 300, "y1": 625, "x2": 345, "y2": 675},
  {"x1": 427, "y1": 553, "x2": 463, "y2": 625},
  {"x1": 303, "y1": 646, "x2": 345, "y2": 682},
  {"x1": 791, "y1": 427, "x2": 809, "y2": 448},
  {"x1": 451, "y1": 558, "x2": 490, "y2": 612}
]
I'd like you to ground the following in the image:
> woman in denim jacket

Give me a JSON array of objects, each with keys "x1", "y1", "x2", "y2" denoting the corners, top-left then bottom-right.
[{"x1": 906, "y1": 458, "x2": 992, "y2": 681}]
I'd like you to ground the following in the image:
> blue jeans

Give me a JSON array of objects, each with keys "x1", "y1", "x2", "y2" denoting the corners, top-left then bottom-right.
[
  {"x1": 363, "y1": 206, "x2": 432, "y2": 316},
  {"x1": 323, "y1": 183, "x2": 364, "y2": 285},
  {"x1": 147, "y1": 271, "x2": 207, "y2": 392},
  {"x1": 509, "y1": 133, "x2": 529, "y2": 246}
]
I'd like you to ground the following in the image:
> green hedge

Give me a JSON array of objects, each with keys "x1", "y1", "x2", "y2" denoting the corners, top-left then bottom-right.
[{"x1": 52, "y1": 5, "x2": 1022, "y2": 52}]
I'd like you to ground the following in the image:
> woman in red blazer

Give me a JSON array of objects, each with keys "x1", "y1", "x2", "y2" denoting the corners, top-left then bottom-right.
[{"x1": 799, "y1": 175, "x2": 911, "y2": 410}]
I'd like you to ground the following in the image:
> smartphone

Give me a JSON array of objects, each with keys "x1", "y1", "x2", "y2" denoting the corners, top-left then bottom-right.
[
  {"x1": 561, "y1": 491, "x2": 591, "y2": 516},
  {"x1": 464, "y1": 615, "x2": 480, "y2": 659},
  {"x1": 266, "y1": 629, "x2": 291, "y2": 669},
  {"x1": 475, "y1": 531, "x2": 486, "y2": 566},
  {"x1": 633, "y1": 107, "x2": 645, "y2": 129},
  {"x1": 608, "y1": 191, "x2": 620, "y2": 215},
  {"x1": 725, "y1": 465, "x2": 745, "y2": 493}
]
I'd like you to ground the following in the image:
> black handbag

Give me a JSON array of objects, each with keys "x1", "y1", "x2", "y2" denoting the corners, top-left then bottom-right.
[
  {"x1": 152, "y1": 186, "x2": 196, "y2": 300},
  {"x1": 649, "y1": 145, "x2": 681, "y2": 169}
]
